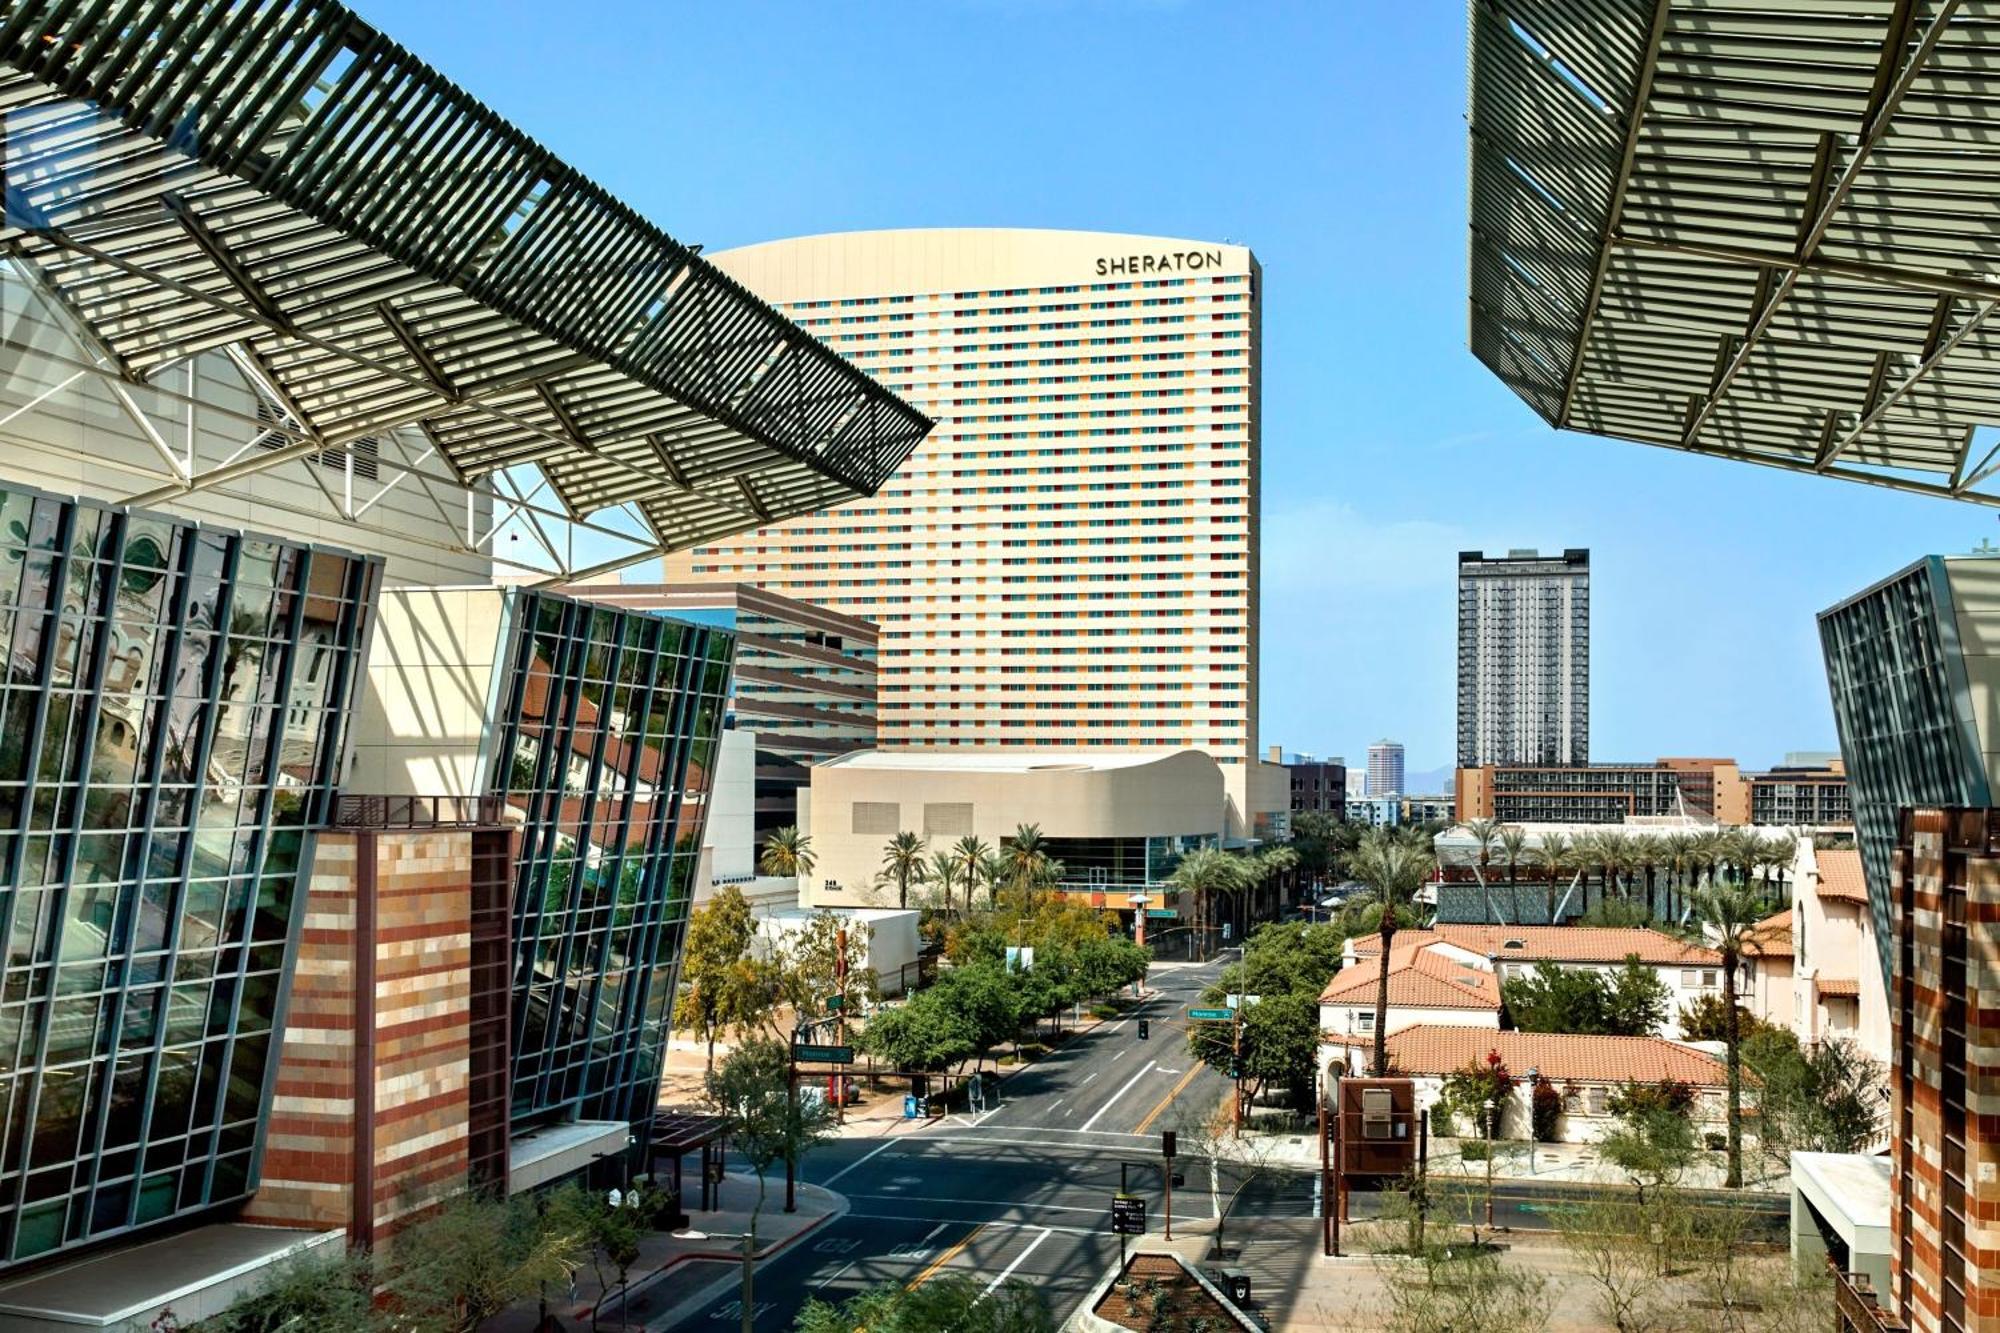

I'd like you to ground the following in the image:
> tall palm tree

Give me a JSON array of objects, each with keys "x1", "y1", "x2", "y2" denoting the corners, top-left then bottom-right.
[
  {"x1": 1497, "y1": 825, "x2": 1528, "y2": 926},
  {"x1": 1260, "y1": 845, "x2": 1300, "y2": 927},
  {"x1": 1166, "y1": 847, "x2": 1243, "y2": 959},
  {"x1": 927, "y1": 849, "x2": 962, "y2": 912},
  {"x1": 881, "y1": 831, "x2": 927, "y2": 910},
  {"x1": 1001, "y1": 823, "x2": 1052, "y2": 898},
  {"x1": 1462, "y1": 818, "x2": 1502, "y2": 925},
  {"x1": 1758, "y1": 831, "x2": 1797, "y2": 908},
  {"x1": 1531, "y1": 832, "x2": 1571, "y2": 924},
  {"x1": 758, "y1": 825, "x2": 814, "y2": 881},
  {"x1": 952, "y1": 835, "x2": 992, "y2": 916},
  {"x1": 1350, "y1": 828, "x2": 1436, "y2": 1076},
  {"x1": 1660, "y1": 833, "x2": 1692, "y2": 922},
  {"x1": 1631, "y1": 839, "x2": 1662, "y2": 924},
  {"x1": 980, "y1": 851, "x2": 1009, "y2": 910},
  {"x1": 1695, "y1": 878, "x2": 1768, "y2": 1188}
]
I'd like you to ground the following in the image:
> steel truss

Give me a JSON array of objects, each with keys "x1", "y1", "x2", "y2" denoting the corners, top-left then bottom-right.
[{"x1": 1468, "y1": 0, "x2": 2000, "y2": 508}]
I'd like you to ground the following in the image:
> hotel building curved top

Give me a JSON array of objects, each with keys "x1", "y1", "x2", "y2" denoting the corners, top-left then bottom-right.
[{"x1": 668, "y1": 228, "x2": 1261, "y2": 766}]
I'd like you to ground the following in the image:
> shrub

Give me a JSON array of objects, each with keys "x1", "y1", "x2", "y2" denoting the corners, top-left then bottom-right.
[
  {"x1": 1677, "y1": 992, "x2": 1773, "y2": 1044},
  {"x1": 1440, "y1": 1050, "x2": 1515, "y2": 1139},
  {"x1": 1531, "y1": 1077, "x2": 1563, "y2": 1143},
  {"x1": 1608, "y1": 1079, "x2": 1696, "y2": 1121},
  {"x1": 1459, "y1": 1140, "x2": 1490, "y2": 1162}
]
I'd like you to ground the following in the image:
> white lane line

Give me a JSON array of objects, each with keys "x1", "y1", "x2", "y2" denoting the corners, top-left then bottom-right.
[
  {"x1": 921, "y1": 1220, "x2": 949, "y2": 1241},
  {"x1": 1079, "y1": 1060, "x2": 1157, "y2": 1133},
  {"x1": 823, "y1": 1137, "x2": 900, "y2": 1187},
  {"x1": 813, "y1": 1259, "x2": 859, "y2": 1292},
  {"x1": 848, "y1": 1211, "x2": 1095, "y2": 1237},
  {"x1": 1047, "y1": 1099, "x2": 1065, "y2": 1114},
  {"x1": 981, "y1": 1227, "x2": 1055, "y2": 1298},
  {"x1": 1081, "y1": 1071, "x2": 1102, "y2": 1086}
]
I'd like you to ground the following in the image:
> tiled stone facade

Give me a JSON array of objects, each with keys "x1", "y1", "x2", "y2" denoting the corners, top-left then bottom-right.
[
  {"x1": 1890, "y1": 809, "x2": 2000, "y2": 1333},
  {"x1": 245, "y1": 829, "x2": 496, "y2": 1245}
]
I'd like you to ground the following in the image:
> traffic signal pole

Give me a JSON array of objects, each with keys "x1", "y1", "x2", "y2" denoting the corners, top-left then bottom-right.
[{"x1": 1231, "y1": 1008, "x2": 1244, "y2": 1137}]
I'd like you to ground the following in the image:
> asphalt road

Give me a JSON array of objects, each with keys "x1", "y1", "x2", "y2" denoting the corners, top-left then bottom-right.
[{"x1": 625, "y1": 952, "x2": 1257, "y2": 1331}]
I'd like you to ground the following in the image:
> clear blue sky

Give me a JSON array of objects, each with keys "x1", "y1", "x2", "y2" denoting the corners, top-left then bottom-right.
[{"x1": 363, "y1": 0, "x2": 1991, "y2": 774}]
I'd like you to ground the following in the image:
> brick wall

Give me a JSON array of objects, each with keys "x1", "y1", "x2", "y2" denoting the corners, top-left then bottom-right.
[
  {"x1": 1891, "y1": 809, "x2": 2000, "y2": 1333},
  {"x1": 245, "y1": 829, "x2": 481, "y2": 1244}
]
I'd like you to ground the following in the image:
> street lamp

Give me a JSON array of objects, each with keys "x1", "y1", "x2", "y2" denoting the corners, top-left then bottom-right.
[
  {"x1": 672, "y1": 1228, "x2": 758, "y2": 1333},
  {"x1": 1525, "y1": 1066, "x2": 1539, "y2": 1177},
  {"x1": 1484, "y1": 1098, "x2": 1498, "y2": 1231}
]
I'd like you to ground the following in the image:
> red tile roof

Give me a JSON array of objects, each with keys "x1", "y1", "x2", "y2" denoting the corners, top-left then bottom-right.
[
  {"x1": 1348, "y1": 924, "x2": 1720, "y2": 967},
  {"x1": 1816, "y1": 976, "x2": 1861, "y2": 998},
  {"x1": 1744, "y1": 909, "x2": 1794, "y2": 959},
  {"x1": 1319, "y1": 946, "x2": 1501, "y2": 1010},
  {"x1": 1381, "y1": 1026, "x2": 1730, "y2": 1087},
  {"x1": 1816, "y1": 850, "x2": 1869, "y2": 904}
]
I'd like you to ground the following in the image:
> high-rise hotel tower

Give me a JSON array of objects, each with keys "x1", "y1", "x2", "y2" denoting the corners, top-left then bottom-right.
[
  {"x1": 1456, "y1": 549, "x2": 1590, "y2": 768},
  {"x1": 667, "y1": 229, "x2": 1261, "y2": 767}
]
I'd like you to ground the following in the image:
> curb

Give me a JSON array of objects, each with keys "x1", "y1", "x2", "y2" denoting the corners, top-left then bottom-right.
[{"x1": 583, "y1": 1180, "x2": 851, "y2": 1324}]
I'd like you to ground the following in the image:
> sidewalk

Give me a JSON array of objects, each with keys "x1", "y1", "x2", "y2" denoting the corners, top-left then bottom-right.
[
  {"x1": 1213, "y1": 1125, "x2": 1789, "y2": 1192},
  {"x1": 485, "y1": 1171, "x2": 846, "y2": 1333}
]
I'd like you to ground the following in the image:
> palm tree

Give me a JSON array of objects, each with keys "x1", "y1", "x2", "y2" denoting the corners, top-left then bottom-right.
[
  {"x1": 1350, "y1": 828, "x2": 1436, "y2": 1076},
  {"x1": 952, "y1": 835, "x2": 991, "y2": 916},
  {"x1": 1695, "y1": 878, "x2": 1768, "y2": 1188},
  {"x1": 1532, "y1": 832, "x2": 1571, "y2": 924},
  {"x1": 881, "y1": 831, "x2": 927, "y2": 910},
  {"x1": 1166, "y1": 847, "x2": 1243, "y2": 959},
  {"x1": 926, "y1": 849, "x2": 962, "y2": 912},
  {"x1": 1462, "y1": 818, "x2": 1502, "y2": 925},
  {"x1": 1758, "y1": 831, "x2": 1797, "y2": 908},
  {"x1": 758, "y1": 825, "x2": 814, "y2": 881},
  {"x1": 1259, "y1": 845, "x2": 1300, "y2": 927},
  {"x1": 1497, "y1": 825, "x2": 1527, "y2": 926},
  {"x1": 980, "y1": 851, "x2": 1008, "y2": 910},
  {"x1": 1660, "y1": 833, "x2": 1692, "y2": 922},
  {"x1": 1001, "y1": 823, "x2": 1052, "y2": 898}
]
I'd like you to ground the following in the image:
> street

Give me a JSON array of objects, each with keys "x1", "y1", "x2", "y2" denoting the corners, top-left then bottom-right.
[{"x1": 620, "y1": 951, "x2": 1293, "y2": 1330}]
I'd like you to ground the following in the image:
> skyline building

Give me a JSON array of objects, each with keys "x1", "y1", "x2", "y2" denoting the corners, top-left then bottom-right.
[
  {"x1": 1366, "y1": 740, "x2": 1405, "y2": 796},
  {"x1": 1456, "y1": 549, "x2": 1590, "y2": 769},
  {"x1": 664, "y1": 228, "x2": 1261, "y2": 768}
]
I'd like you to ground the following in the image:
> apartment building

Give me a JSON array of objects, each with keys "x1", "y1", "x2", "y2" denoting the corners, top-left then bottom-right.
[
  {"x1": 1366, "y1": 739, "x2": 1405, "y2": 795},
  {"x1": 1455, "y1": 755, "x2": 1849, "y2": 829},
  {"x1": 664, "y1": 228, "x2": 1261, "y2": 768},
  {"x1": 1457, "y1": 549, "x2": 1590, "y2": 768}
]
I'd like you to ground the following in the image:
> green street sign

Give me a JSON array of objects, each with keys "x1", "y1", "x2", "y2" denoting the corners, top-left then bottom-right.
[
  {"x1": 794, "y1": 1043, "x2": 855, "y2": 1064},
  {"x1": 826, "y1": 994, "x2": 844, "y2": 1012},
  {"x1": 1188, "y1": 1008, "x2": 1234, "y2": 1021}
]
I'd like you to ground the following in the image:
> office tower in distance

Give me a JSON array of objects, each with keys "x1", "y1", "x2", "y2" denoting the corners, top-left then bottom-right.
[
  {"x1": 1457, "y1": 549, "x2": 1590, "y2": 767},
  {"x1": 1367, "y1": 740, "x2": 1405, "y2": 796},
  {"x1": 666, "y1": 229, "x2": 1261, "y2": 767}
]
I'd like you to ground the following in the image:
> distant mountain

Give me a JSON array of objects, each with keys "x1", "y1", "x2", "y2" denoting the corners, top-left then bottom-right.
[{"x1": 1401, "y1": 765, "x2": 1453, "y2": 795}]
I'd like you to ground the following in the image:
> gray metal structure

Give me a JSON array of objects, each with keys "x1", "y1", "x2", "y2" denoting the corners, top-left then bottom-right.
[
  {"x1": 0, "y1": 0, "x2": 932, "y2": 575},
  {"x1": 1467, "y1": 0, "x2": 2000, "y2": 506}
]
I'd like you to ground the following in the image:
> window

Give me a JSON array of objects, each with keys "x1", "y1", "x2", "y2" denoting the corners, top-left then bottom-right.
[
  {"x1": 1354, "y1": 1010, "x2": 1375, "y2": 1033},
  {"x1": 923, "y1": 802, "x2": 974, "y2": 837},
  {"x1": 1585, "y1": 1086, "x2": 1608, "y2": 1116}
]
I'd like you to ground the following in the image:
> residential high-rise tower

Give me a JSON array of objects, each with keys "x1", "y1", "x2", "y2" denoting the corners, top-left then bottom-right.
[
  {"x1": 1456, "y1": 549, "x2": 1590, "y2": 768},
  {"x1": 665, "y1": 229, "x2": 1261, "y2": 767},
  {"x1": 1367, "y1": 740, "x2": 1405, "y2": 796}
]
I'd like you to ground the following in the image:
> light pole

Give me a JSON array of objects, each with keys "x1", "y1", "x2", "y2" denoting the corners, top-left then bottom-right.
[
  {"x1": 1484, "y1": 1098, "x2": 1498, "y2": 1231},
  {"x1": 673, "y1": 1228, "x2": 757, "y2": 1333},
  {"x1": 1525, "y1": 1066, "x2": 1539, "y2": 1177}
]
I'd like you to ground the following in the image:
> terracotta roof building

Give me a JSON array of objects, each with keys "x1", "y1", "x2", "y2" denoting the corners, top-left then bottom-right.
[
  {"x1": 1815, "y1": 849, "x2": 1870, "y2": 904},
  {"x1": 1383, "y1": 1026, "x2": 1729, "y2": 1089},
  {"x1": 1745, "y1": 910, "x2": 1795, "y2": 960},
  {"x1": 1319, "y1": 947, "x2": 1501, "y2": 1011},
  {"x1": 1346, "y1": 924, "x2": 1720, "y2": 968}
]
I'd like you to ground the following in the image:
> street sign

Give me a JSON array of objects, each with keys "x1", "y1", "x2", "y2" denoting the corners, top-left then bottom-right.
[
  {"x1": 825, "y1": 994, "x2": 844, "y2": 1012},
  {"x1": 794, "y1": 1043, "x2": 854, "y2": 1064},
  {"x1": 1188, "y1": 1008, "x2": 1233, "y2": 1021},
  {"x1": 1144, "y1": 908, "x2": 1178, "y2": 919},
  {"x1": 1111, "y1": 1194, "x2": 1146, "y2": 1236}
]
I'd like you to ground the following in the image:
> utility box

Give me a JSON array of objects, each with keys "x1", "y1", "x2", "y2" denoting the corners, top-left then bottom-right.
[
  {"x1": 1224, "y1": 1269, "x2": 1251, "y2": 1304},
  {"x1": 1334, "y1": 1077, "x2": 1418, "y2": 1179}
]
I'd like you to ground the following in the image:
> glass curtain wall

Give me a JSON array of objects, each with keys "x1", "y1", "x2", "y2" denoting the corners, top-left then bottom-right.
[
  {"x1": 0, "y1": 486, "x2": 380, "y2": 1267},
  {"x1": 487, "y1": 593, "x2": 730, "y2": 1133}
]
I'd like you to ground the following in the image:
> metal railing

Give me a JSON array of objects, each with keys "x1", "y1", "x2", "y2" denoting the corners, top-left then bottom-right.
[
  {"x1": 328, "y1": 794, "x2": 511, "y2": 829},
  {"x1": 1833, "y1": 1269, "x2": 1906, "y2": 1333}
]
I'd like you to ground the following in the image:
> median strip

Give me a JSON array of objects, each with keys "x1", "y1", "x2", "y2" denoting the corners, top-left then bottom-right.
[
  {"x1": 906, "y1": 1223, "x2": 985, "y2": 1290},
  {"x1": 1133, "y1": 1062, "x2": 1205, "y2": 1135}
]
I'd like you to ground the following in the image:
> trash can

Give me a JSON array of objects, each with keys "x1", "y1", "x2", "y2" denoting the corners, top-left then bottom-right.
[
  {"x1": 903, "y1": 1094, "x2": 920, "y2": 1119},
  {"x1": 1224, "y1": 1269, "x2": 1251, "y2": 1305}
]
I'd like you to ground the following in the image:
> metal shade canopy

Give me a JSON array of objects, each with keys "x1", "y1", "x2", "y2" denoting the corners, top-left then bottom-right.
[
  {"x1": 1467, "y1": 0, "x2": 2000, "y2": 506},
  {"x1": 0, "y1": 0, "x2": 932, "y2": 551}
]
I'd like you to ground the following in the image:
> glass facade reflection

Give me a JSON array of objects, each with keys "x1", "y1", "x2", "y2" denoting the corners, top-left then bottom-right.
[
  {"x1": 486, "y1": 592, "x2": 731, "y2": 1132},
  {"x1": 0, "y1": 486, "x2": 380, "y2": 1267}
]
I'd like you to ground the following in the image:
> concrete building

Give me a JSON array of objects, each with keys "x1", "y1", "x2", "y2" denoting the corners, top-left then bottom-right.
[
  {"x1": 1366, "y1": 740, "x2": 1405, "y2": 796},
  {"x1": 1280, "y1": 748, "x2": 1347, "y2": 821},
  {"x1": 1316, "y1": 943, "x2": 1500, "y2": 1052},
  {"x1": 665, "y1": 228, "x2": 1261, "y2": 766},
  {"x1": 1791, "y1": 1153, "x2": 1894, "y2": 1315},
  {"x1": 1750, "y1": 761, "x2": 1852, "y2": 827},
  {"x1": 0, "y1": 0, "x2": 925, "y2": 1310},
  {"x1": 1790, "y1": 845, "x2": 1891, "y2": 1066},
  {"x1": 1456, "y1": 549, "x2": 1589, "y2": 768},
  {"x1": 797, "y1": 749, "x2": 1225, "y2": 930},
  {"x1": 1454, "y1": 755, "x2": 1849, "y2": 829},
  {"x1": 559, "y1": 582, "x2": 879, "y2": 836}
]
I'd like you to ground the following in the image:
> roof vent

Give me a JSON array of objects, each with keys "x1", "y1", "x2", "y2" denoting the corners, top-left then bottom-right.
[{"x1": 1503, "y1": 938, "x2": 1527, "y2": 950}]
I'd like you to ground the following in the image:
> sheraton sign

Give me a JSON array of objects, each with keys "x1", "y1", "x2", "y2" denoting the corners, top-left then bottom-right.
[{"x1": 1095, "y1": 247, "x2": 1227, "y2": 276}]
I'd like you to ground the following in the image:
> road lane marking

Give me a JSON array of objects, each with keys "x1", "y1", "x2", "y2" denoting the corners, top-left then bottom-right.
[
  {"x1": 1133, "y1": 1062, "x2": 1207, "y2": 1135},
  {"x1": 981, "y1": 1227, "x2": 1054, "y2": 1298},
  {"x1": 813, "y1": 1259, "x2": 859, "y2": 1292},
  {"x1": 1081, "y1": 1071, "x2": 1102, "y2": 1086},
  {"x1": 922, "y1": 1221, "x2": 948, "y2": 1242},
  {"x1": 846, "y1": 1193, "x2": 1105, "y2": 1215},
  {"x1": 1047, "y1": 1099, "x2": 1064, "y2": 1113},
  {"x1": 849, "y1": 1211, "x2": 1095, "y2": 1236},
  {"x1": 906, "y1": 1223, "x2": 984, "y2": 1290},
  {"x1": 1079, "y1": 1061, "x2": 1156, "y2": 1132},
  {"x1": 823, "y1": 1136, "x2": 900, "y2": 1186}
]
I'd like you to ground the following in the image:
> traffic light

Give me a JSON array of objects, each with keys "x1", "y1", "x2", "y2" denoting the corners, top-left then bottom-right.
[
  {"x1": 1137, "y1": 1018, "x2": 1150, "y2": 1040},
  {"x1": 1228, "y1": 1057, "x2": 1242, "y2": 1079}
]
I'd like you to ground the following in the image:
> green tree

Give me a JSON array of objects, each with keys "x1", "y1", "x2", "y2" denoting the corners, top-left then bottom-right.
[
  {"x1": 1166, "y1": 846, "x2": 1244, "y2": 958},
  {"x1": 674, "y1": 884, "x2": 764, "y2": 1076},
  {"x1": 793, "y1": 1274, "x2": 1054, "y2": 1332},
  {"x1": 952, "y1": 835, "x2": 992, "y2": 916},
  {"x1": 1603, "y1": 956, "x2": 1671, "y2": 1036},
  {"x1": 381, "y1": 1191, "x2": 587, "y2": 1333},
  {"x1": 549, "y1": 1186, "x2": 644, "y2": 1333},
  {"x1": 772, "y1": 909, "x2": 876, "y2": 1024},
  {"x1": 1694, "y1": 879, "x2": 1768, "y2": 1187},
  {"x1": 1438, "y1": 1049, "x2": 1514, "y2": 1139},
  {"x1": 1747, "y1": 1031, "x2": 1884, "y2": 1158},
  {"x1": 999, "y1": 823, "x2": 1052, "y2": 899},
  {"x1": 196, "y1": 1248, "x2": 382, "y2": 1333},
  {"x1": 1601, "y1": 1081, "x2": 1700, "y2": 1195},
  {"x1": 1497, "y1": 824, "x2": 1528, "y2": 925},
  {"x1": 1461, "y1": 817, "x2": 1502, "y2": 925},
  {"x1": 758, "y1": 825, "x2": 815, "y2": 880},
  {"x1": 931, "y1": 962, "x2": 1022, "y2": 1069},
  {"x1": 1350, "y1": 828, "x2": 1435, "y2": 1074},
  {"x1": 1676, "y1": 990, "x2": 1775, "y2": 1044},
  {"x1": 1532, "y1": 831, "x2": 1572, "y2": 923},
  {"x1": 882, "y1": 831, "x2": 928, "y2": 911},
  {"x1": 708, "y1": 1037, "x2": 836, "y2": 1231},
  {"x1": 925, "y1": 848, "x2": 962, "y2": 914},
  {"x1": 855, "y1": 988, "x2": 975, "y2": 1074},
  {"x1": 1506, "y1": 956, "x2": 1668, "y2": 1036}
]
